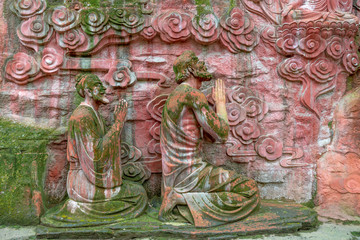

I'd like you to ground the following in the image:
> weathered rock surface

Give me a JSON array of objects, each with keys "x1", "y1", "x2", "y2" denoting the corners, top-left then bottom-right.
[
  {"x1": 316, "y1": 87, "x2": 360, "y2": 221},
  {"x1": 36, "y1": 200, "x2": 317, "y2": 239}
]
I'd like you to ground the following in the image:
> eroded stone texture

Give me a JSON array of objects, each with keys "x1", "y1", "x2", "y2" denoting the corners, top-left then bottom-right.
[
  {"x1": 0, "y1": 0, "x2": 359, "y2": 225},
  {"x1": 36, "y1": 200, "x2": 317, "y2": 239},
  {"x1": 44, "y1": 137, "x2": 68, "y2": 204},
  {"x1": 316, "y1": 86, "x2": 360, "y2": 221},
  {"x1": 41, "y1": 73, "x2": 149, "y2": 227},
  {"x1": 158, "y1": 51, "x2": 260, "y2": 227}
]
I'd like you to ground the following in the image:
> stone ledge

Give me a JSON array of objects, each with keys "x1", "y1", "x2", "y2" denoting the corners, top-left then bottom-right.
[{"x1": 36, "y1": 200, "x2": 317, "y2": 239}]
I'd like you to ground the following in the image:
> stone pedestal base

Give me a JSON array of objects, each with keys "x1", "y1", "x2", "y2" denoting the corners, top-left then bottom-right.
[{"x1": 36, "y1": 200, "x2": 317, "y2": 239}]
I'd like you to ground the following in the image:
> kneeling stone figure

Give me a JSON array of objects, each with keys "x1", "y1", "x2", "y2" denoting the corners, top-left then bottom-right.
[
  {"x1": 42, "y1": 73, "x2": 147, "y2": 227},
  {"x1": 159, "y1": 51, "x2": 260, "y2": 227}
]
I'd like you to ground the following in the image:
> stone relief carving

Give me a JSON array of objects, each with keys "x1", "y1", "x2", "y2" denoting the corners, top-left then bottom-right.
[
  {"x1": 2, "y1": 0, "x2": 359, "y2": 220},
  {"x1": 242, "y1": 0, "x2": 355, "y2": 24},
  {"x1": 41, "y1": 73, "x2": 149, "y2": 227},
  {"x1": 6, "y1": 0, "x2": 358, "y2": 120},
  {"x1": 153, "y1": 11, "x2": 192, "y2": 43},
  {"x1": 147, "y1": 83, "x2": 306, "y2": 168},
  {"x1": 158, "y1": 51, "x2": 260, "y2": 227},
  {"x1": 5, "y1": 52, "x2": 41, "y2": 85},
  {"x1": 316, "y1": 86, "x2": 360, "y2": 220},
  {"x1": 275, "y1": 21, "x2": 358, "y2": 117},
  {"x1": 146, "y1": 94, "x2": 168, "y2": 168},
  {"x1": 5, "y1": 0, "x2": 262, "y2": 85},
  {"x1": 241, "y1": 0, "x2": 360, "y2": 117},
  {"x1": 224, "y1": 86, "x2": 306, "y2": 167},
  {"x1": 191, "y1": 13, "x2": 220, "y2": 44},
  {"x1": 10, "y1": 0, "x2": 47, "y2": 19},
  {"x1": 220, "y1": 8, "x2": 259, "y2": 53}
]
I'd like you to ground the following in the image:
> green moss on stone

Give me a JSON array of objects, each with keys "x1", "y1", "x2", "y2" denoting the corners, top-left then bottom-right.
[
  {"x1": 328, "y1": 120, "x2": 333, "y2": 130},
  {"x1": 45, "y1": 0, "x2": 59, "y2": 7},
  {"x1": 74, "y1": 91, "x2": 85, "y2": 108},
  {"x1": 346, "y1": 75, "x2": 354, "y2": 92},
  {"x1": 342, "y1": 220, "x2": 360, "y2": 225},
  {"x1": 301, "y1": 200, "x2": 315, "y2": 209},
  {"x1": 194, "y1": 0, "x2": 213, "y2": 18},
  {"x1": 229, "y1": 0, "x2": 237, "y2": 11},
  {"x1": 0, "y1": 118, "x2": 59, "y2": 225},
  {"x1": 78, "y1": 0, "x2": 101, "y2": 7}
]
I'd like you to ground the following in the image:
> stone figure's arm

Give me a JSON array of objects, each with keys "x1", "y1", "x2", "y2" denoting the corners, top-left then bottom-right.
[
  {"x1": 190, "y1": 89, "x2": 229, "y2": 142},
  {"x1": 73, "y1": 101, "x2": 127, "y2": 188},
  {"x1": 92, "y1": 100, "x2": 128, "y2": 187}
]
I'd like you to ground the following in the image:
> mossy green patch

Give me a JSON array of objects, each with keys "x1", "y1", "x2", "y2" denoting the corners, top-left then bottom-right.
[
  {"x1": 342, "y1": 220, "x2": 360, "y2": 225},
  {"x1": 0, "y1": 118, "x2": 60, "y2": 225},
  {"x1": 229, "y1": 0, "x2": 237, "y2": 12},
  {"x1": 44, "y1": 0, "x2": 58, "y2": 7},
  {"x1": 37, "y1": 200, "x2": 318, "y2": 239},
  {"x1": 194, "y1": 0, "x2": 213, "y2": 18},
  {"x1": 301, "y1": 199, "x2": 315, "y2": 209},
  {"x1": 346, "y1": 75, "x2": 354, "y2": 92},
  {"x1": 328, "y1": 120, "x2": 333, "y2": 130},
  {"x1": 78, "y1": 0, "x2": 101, "y2": 7}
]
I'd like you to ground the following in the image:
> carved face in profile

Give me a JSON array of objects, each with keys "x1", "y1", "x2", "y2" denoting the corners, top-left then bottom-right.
[
  {"x1": 174, "y1": 50, "x2": 213, "y2": 84},
  {"x1": 90, "y1": 81, "x2": 109, "y2": 104},
  {"x1": 190, "y1": 58, "x2": 213, "y2": 82},
  {"x1": 76, "y1": 73, "x2": 110, "y2": 104}
]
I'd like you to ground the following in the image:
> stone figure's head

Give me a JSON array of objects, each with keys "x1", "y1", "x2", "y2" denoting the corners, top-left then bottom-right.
[
  {"x1": 173, "y1": 50, "x2": 213, "y2": 84},
  {"x1": 75, "y1": 73, "x2": 110, "y2": 104}
]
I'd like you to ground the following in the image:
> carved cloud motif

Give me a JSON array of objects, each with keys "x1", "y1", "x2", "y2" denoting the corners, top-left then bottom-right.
[
  {"x1": 306, "y1": 57, "x2": 337, "y2": 84},
  {"x1": 109, "y1": 8, "x2": 146, "y2": 34},
  {"x1": 220, "y1": 8, "x2": 259, "y2": 53},
  {"x1": 57, "y1": 28, "x2": 86, "y2": 50},
  {"x1": 326, "y1": 36, "x2": 345, "y2": 60},
  {"x1": 120, "y1": 143, "x2": 151, "y2": 184},
  {"x1": 107, "y1": 61, "x2": 137, "y2": 88},
  {"x1": 141, "y1": 26, "x2": 157, "y2": 40},
  {"x1": 191, "y1": 13, "x2": 221, "y2": 44},
  {"x1": 80, "y1": 8, "x2": 110, "y2": 35},
  {"x1": 255, "y1": 135, "x2": 283, "y2": 161},
  {"x1": 153, "y1": 11, "x2": 192, "y2": 43},
  {"x1": 46, "y1": 6, "x2": 80, "y2": 32},
  {"x1": 121, "y1": 142, "x2": 142, "y2": 164},
  {"x1": 6, "y1": 2, "x2": 266, "y2": 85},
  {"x1": 343, "y1": 52, "x2": 360, "y2": 74},
  {"x1": 5, "y1": 52, "x2": 40, "y2": 85},
  {"x1": 146, "y1": 94, "x2": 168, "y2": 122},
  {"x1": 297, "y1": 33, "x2": 326, "y2": 59},
  {"x1": 276, "y1": 21, "x2": 358, "y2": 117},
  {"x1": 10, "y1": 0, "x2": 47, "y2": 19},
  {"x1": 40, "y1": 48, "x2": 63, "y2": 74},
  {"x1": 226, "y1": 86, "x2": 266, "y2": 146},
  {"x1": 277, "y1": 56, "x2": 307, "y2": 82},
  {"x1": 232, "y1": 119, "x2": 262, "y2": 145},
  {"x1": 17, "y1": 15, "x2": 54, "y2": 51}
]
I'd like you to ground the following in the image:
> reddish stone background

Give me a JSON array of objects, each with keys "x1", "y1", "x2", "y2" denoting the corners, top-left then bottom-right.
[
  {"x1": 0, "y1": 0, "x2": 359, "y2": 221},
  {"x1": 316, "y1": 84, "x2": 360, "y2": 221}
]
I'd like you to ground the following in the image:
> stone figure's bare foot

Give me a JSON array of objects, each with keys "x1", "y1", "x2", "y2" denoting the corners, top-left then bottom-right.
[{"x1": 159, "y1": 189, "x2": 185, "y2": 222}]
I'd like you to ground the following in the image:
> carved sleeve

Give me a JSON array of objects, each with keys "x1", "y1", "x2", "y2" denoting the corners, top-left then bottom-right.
[
  {"x1": 189, "y1": 90, "x2": 229, "y2": 142},
  {"x1": 70, "y1": 107, "x2": 122, "y2": 189}
]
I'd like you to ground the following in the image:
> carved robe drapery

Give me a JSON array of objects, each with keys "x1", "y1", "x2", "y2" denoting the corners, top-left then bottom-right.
[
  {"x1": 41, "y1": 104, "x2": 147, "y2": 227},
  {"x1": 284, "y1": 0, "x2": 357, "y2": 22},
  {"x1": 160, "y1": 84, "x2": 260, "y2": 227}
]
